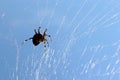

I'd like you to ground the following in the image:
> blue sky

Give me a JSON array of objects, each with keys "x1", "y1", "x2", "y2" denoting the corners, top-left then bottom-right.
[{"x1": 0, "y1": 0, "x2": 120, "y2": 80}]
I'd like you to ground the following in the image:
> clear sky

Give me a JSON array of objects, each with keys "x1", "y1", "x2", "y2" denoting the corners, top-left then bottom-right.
[{"x1": 0, "y1": 0, "x2": 120, "y2": 80}]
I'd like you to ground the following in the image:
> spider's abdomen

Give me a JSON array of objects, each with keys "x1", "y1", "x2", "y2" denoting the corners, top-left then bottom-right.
[{"x1": 32, "y1": 34, "x2": 43, "y2": 46}]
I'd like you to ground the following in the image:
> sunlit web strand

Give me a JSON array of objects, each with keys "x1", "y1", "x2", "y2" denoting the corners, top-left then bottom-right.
[
  {"x1": 54, "y1": 0, "x2": 101, "y2": 73},
  {"x1": 54, "y1": 2, "x2": 73, "y2": 39},
  {"x1": 69, "y1": 0, "x2": 89, "y2": 25},
  {"x1": 89, "y1": 5, "x2": 120, "y2": 30},
  {"x1": 71, "y1": 0, "x2": 100, "y2": 36},
  {"x1": 76, "y1": 4, "x2": 120, "y2": 41},
  {"x1": 46, "y1": 0, "x2": 60, "y2": 28}
]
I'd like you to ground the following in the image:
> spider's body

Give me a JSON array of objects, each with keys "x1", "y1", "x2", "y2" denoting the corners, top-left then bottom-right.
[
  {"x1": 32, "y1": 33, "x2": 42, "y2": 46},
  {"x1": 24, "y1": 27, "x2": 51, "y2": 47}
]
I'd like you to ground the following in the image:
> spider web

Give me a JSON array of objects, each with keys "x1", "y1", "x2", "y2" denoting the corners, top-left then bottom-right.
[{"x1": 0, "y1": 0, "x2": 120, "y2": 80}]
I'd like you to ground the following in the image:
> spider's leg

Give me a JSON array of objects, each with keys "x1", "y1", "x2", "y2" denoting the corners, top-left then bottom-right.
[
  {"x1": 43, "y1": 28, "x2": 48, "y2": 37},
  {"x1": 38, "y1": 26, "x2": 41, "y2": 34},
  {"x1": 47, "y1": 35, "x2": 52, "y2": 42},
  {"x1": 25, "y1": 37, "x2": 33, "y2": 41},
  {"x1": 44, "y1": 28, "x2": 51, "y2": 41},
  {"x1": 46, "y1": 41, "x2": 49, "y2": 47},
  {"x1": 22, "y1": 37, "x2": 32, "y2": 45},
  {"x1": 43, "y1": 41, "x2": 47, "y2": 51},
  {"x1": 44, "y1": 41, "x2": 47, "y2": 48},
  {"x1": 34, "y1": 29, "x2": 37, "y2": 34},
  {"x1": 45, "y1": 34, "x2": 52, "y2": 42},
  {"x1": 44, "y1": 39, "x2": 49, "y2": 47},
  {"x1": 44, "y1": 28, "x2": 48, "y2": 33}
]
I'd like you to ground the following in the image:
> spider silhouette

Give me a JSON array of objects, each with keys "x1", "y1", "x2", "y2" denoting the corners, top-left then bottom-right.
[{"x1": 24, "y1": 27, "x2": 51, "y2": 47}]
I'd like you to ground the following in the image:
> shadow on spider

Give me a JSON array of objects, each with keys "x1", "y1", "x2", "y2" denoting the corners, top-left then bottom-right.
[{"x1": 23, "y1": 27, "x2": 51, "y2": 48}]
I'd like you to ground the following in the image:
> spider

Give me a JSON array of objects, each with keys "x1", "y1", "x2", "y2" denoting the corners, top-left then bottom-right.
[{"x1": 24, "y1": 27, "x2": 51, "y2": 48}]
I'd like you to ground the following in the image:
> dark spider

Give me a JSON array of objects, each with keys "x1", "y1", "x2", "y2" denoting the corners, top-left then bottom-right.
[{"x1": 24, "y1": 27, "x2": 51, "y2": 47}]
